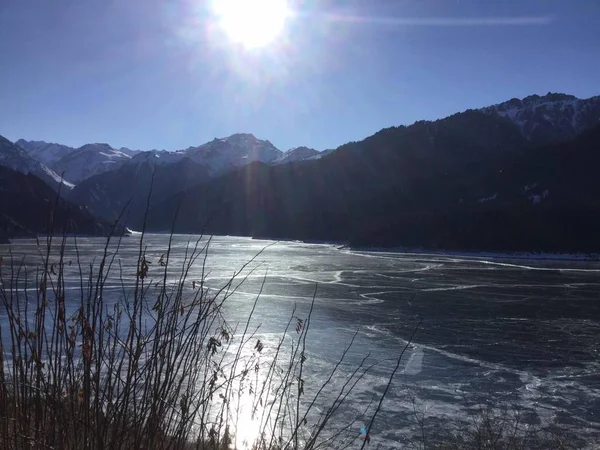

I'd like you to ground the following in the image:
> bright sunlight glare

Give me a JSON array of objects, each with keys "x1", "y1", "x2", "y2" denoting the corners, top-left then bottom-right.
[{"x1": 212, "y1": 0, "x2": 290, "y2": 49}]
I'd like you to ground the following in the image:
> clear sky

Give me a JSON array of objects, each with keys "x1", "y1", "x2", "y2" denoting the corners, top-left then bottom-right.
[{"x1": 1, "y1": 0, "x2": 599, "y2": 152}]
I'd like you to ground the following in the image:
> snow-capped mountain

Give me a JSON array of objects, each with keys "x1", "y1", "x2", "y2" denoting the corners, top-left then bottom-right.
[
  {"x1": 273, "y1": 146, "x2": 319, "y2": 165},
  {"x1": 481, "y1": 93, "x2": 600, "y2": 144},
  {"x1": 16, "y1": 140, "x2": 141, "y2": 183},
  {"x1": 183, "y1": 134, "x2": 323, "y2": 171},
  {"x1": 16, "y1": 139, "x2": 76, "y2": 166},
  {"x1": 0, "y1": 136, "x2": 74, "y2": 189},
  {"x1": 8, "y1": 91, "x2": 600, "y2": 251},
  {"x1": 53, "y1": 143, "x2": 131, "y2": 184},
  {"x1": 184, "y1": 133, "x2": 283, "y2": 175},
  {"x1": 66, "y1": 134, "x2": 322, "y2": 223},
  {"x1": 16, "y1": 134, "x2": 323, "y2": 185}
]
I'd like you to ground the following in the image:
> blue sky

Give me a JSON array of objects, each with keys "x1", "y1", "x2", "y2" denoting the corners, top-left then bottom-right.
[{"x1": 1, "y1": 0, "x2": 599, "y2": 151}]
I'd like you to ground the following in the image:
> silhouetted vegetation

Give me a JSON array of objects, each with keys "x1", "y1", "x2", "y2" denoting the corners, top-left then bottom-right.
[
  {"x1": 0, "y1": 220, "x2": 420, "y2": 449},
  {"x1": 0, "y1": 229, "x2": 588, "y2": 449}
]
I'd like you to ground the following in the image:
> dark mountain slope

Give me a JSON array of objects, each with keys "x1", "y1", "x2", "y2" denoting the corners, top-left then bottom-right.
[
  {"x1": 351, "y1": 123, "x2": 600, "y2": 251},
  {"x1": 63, "y1": 93, "x2": 599, "y2": 233},
  {"x1": 145, "y1": 110, "x2": 530, "y2": 238},
  {"x1": 68, "y1": 154, "x2": 211, "y2": 227},
  {"x1": 147, "y1": 113, "x2": 600, "y2": 252},
  {"x1": 0, "y1": 166, "x2": 113, "y2": 242}
]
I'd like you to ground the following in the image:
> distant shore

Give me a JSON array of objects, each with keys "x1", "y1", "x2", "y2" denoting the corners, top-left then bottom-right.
[
  {"x1": 345, "y1": 245, "x2": 600, "y2": 261},
  {"x1": 4, "y1": 232, "x2": 599, "y2": 261}
]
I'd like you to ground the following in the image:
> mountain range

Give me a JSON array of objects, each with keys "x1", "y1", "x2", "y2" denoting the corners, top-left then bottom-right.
[
  {"x1": 15, "y1": 134, "x2": 321, "y2": 186},
  {"x1": 53, "y1": 134, "x2": 319, "y2": 223},
  {"x1": 2, "y1": 92, "x2": 600, "y2": 251},
  {"x1": 16, "y1": 140, "x2": 134, "y2": 184}
]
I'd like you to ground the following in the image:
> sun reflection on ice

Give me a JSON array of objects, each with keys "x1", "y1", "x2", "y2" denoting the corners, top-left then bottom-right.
[{"x1": 232, "y1": 389, "x2": 262, "y2": 449}]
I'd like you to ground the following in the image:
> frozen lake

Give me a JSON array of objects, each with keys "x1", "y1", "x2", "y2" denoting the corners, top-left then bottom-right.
[{"x1": 2, "y1": 235, "x2": 599, "y2": 447}]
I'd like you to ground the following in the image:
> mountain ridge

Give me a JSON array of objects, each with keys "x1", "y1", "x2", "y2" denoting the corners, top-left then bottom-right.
[
  {"x1": 16, "y1": 133, "x2": 322, "y2": 183},
  {"x1": 139, "y1": 94, "x2": 600, "y2": 252},
  {"x1": 7, "y1": 91, "x2": 600, "y2": 251},
  {"x1": 15, "y1": 92, "x2": 599, "y2": 179},
  {"x1": 480, "y1": 92, "x2": 600, "y2": 145}
]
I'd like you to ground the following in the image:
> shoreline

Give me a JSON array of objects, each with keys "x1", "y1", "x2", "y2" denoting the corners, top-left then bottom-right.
[
  {"x1": 345, "y1": 245, "x2": 600, "y2": 261},
  {"x1": 4, "y1": 232, "x2": 599, "y2": 261}
]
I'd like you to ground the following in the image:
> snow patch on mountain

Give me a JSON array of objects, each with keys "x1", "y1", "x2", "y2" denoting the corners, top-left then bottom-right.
[
  {"x1": 41, "y1": 165, "x2": 75, "y2": 188},
  {"x1": 477, "y1": 193, "x2": 497, "y2": 203}
]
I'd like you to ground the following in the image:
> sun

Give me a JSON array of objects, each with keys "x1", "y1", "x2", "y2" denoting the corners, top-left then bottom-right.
[{"x1": 212, "y1": 0, "x2": 290, "y2": 50}]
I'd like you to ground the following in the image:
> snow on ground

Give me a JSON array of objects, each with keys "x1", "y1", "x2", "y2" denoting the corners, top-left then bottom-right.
[{"x1": 477, "y1": 193, "x2": 497, "y2": 203}]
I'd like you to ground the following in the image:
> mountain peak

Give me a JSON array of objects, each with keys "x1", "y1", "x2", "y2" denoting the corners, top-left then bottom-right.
[
  {"x1": 226, "y1": 132, "x2": 257, "y2": 140},
  {"x1": 220, "y1": 133, "x2": 277, "y2": 148},
  {"x1": 78, "y1": 143, "x2": 114, "y2": 151},
  {"x1": 184, "y1": 133, "x2": 281, "y2": 175}
]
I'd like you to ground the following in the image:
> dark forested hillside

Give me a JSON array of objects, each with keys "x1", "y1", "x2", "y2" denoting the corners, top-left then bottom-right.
[
  {"x1": 9, "y1": 93, "x2": 600, "y2": 252},
  {"x1": 145, "y1": 113, "x2": 600, "y2": 252},
  {"x1": 0, "y1": 166, "x2": 112, "y2": 242},
  {"x1": 67, "y1": 155, "x2": 211, "y2": 227}
]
